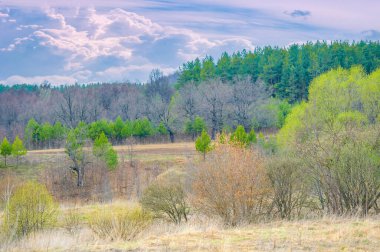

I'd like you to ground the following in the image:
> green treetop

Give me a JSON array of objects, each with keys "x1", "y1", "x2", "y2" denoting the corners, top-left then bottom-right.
[
  {"x1": 0, "y1": 137, "x2": 12, "y2": 166},
  {"x1": 195, "y1": 129, "x2": 213, "y2": 160},
  {"x1": 11, "y1": 136, "x2": 27, "y2": 166}
]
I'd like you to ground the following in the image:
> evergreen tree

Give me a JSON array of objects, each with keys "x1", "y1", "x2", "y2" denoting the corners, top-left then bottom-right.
[
  {"x1": 11, "y1": 136, "x2": 27, "y2": 166},
  {"x1": 93, "y1": 132, "x2": 111, "y2": 158},
  {"x1": 0, "y1": 137, "x2": 12, "y2": 167},
  {"x1": 92, "y1": 132, "x2": 118, "y2": 170},
  {"x1": 195, "y1": 130, "x2": 213, "y2": 160},
  {"x1": 112, "y1": 116, "x2": 125, "y2": 143}
]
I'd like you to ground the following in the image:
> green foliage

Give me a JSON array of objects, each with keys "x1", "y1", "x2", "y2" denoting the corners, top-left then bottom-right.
[
  {"x1": 0, "y1": 137, "x2": 12, "y2": 166},
  {"x1": 93, "y1": 132, "x2": 118, "y2": 170},
  {"x1": 2, "y1": 181, "x2": 58, "y2": 238},
  {"x1": 229, "y1": 125, "x2": 256, "y2": 148},
  {"x1": 93, "y1": 132, "x2": 111, "y2": 158},
  {"x1": 88, "y1": 119, "x2": 113, "y2": 140},
  {"x1": 185, "y1": 116, "x2": 206, "y2": 136},
  {"x1": 121, "y1": 120, "x2": 134, "y2": 138},
  {"x1": 65, "y1": 122, "x2": 89, "y2": 187},
  {"x1": 157, "y1": 122, "x2": 168, "y2": 135},
  {"x1": 200, "y1": 56, "x2": 216, "y2": 80},
  {"x1": 278, "y1": 66, "x2": 380, "y2": 147},
  {"x1": 111, "y1": 116, "x2": 125, "y2": 142},
  {"x1": 247, "y1": 129, "x2": 257, "y2": 144},
  {"x1": 230, "y1": 125, "x2": 248, "y2": 147},
  {"x1": 24, "y1": 118, "x2": 41, "y2": 146},
  {"x1": 65, "y1": 129, "x2": 85, "y2": 162},
  {"x1": 133, "y1": 118, "x2": 154, "y2": 138},
  {"x1": 24, "y1": 119, "x2": 67, "y2": 148},
  {"x1": 105, "y1": 148, "x2": 118, "y2": 171},
  {"x1": 195, "y1": 130, "x2": 213, "y2": 160},
  {"x1": 277, "y1": 66, "x2": 380, "y2": 214},
  {"x1": 277, "y1": 100, "x2": 293, "y2": 128},
  {"x1": 52, "y1": 121, "x2": 66, "y2": 141},
  {"x1": 88, "y1": 205, "x2": 152, "y2": 241},
  {"x1": 40, "y1": 122, "x2": 53, "y2": 143},
  {"x1": 177, "y1": 41, "x2": 380, "y2": 102},
  {"x1": 11, "y1": 136, "x2": 27, "y2": 165}
]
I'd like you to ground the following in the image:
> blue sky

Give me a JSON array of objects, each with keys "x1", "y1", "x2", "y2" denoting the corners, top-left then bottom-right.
[{"x1": 0, "y1": 0, "x2": 379, "y2": 84}]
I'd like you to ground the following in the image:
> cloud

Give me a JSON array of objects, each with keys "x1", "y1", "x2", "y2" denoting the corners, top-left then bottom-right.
[
  {"x1": 0, "y1": 74, "x2": 77, "y2": 85},
  {"x1": 16, "y1": 24, "x2": 42, "y2": 30},
  {"x1": 0, "y1": 7, "x2": 262, "y2": 84},
  {"x1": 1, "y1": 1, "x2": 379, "y2": 84},
  {"x1": 284, "y1": 10, "x2": 311, "y2": 18},
  {"x1": 0, "y1": 12, "x2": 9, "y2": 18}
]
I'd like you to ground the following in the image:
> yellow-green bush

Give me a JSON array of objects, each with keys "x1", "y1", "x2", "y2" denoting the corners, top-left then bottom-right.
[
  {"x1": 2, "y1": 181, "x2": 58, "y2": 238},
  {"x1": 88, "y1": 205, "x2": 152, "y2": 241}
]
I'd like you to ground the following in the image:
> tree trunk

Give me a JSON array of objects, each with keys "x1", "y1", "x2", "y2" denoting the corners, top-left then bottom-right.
[
  {"x1": 169, "y1": 130, "x2": 175, "y2": 143},
  {"x1": 77, "y1": 166, "x2": 84, "y2": 187}
]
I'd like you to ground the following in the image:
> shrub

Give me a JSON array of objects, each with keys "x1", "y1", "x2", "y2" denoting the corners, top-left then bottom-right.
[
  {"x1": 88, "y1": 205, "x2": 152, "y2": 241},
  {"x1": 266, "y1": 155, "x2": 311, "y2": 219},
  {"x1": 63, "y1": 209, "x2": 81, "y2": 234},
  {"x1": 192, "y1": 145, "x2": 272, "y2": 226},
  {"x1": 140, "y1": 169, "x2": 189, "y2": 224},
  {"x1": 2, "y1": 181, "x2": 58, "y2": 238}
]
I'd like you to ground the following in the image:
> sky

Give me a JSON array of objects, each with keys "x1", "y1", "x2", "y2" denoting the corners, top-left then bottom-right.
[{"x1": 0, "y1": 0, "x2": 379, "y2": 85}]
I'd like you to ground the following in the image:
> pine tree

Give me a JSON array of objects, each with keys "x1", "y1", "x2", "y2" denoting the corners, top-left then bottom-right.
[
  {"x1": 93, "y1": 132, "x2": 111, "y2": 158},
  {"x1": 0, "y1": 137, "x2": 12, "y2": 167},
  {"x1": 195, "y1": 130, "x2": 213, "y2": 160},
  {"x1": 11, "y1": 136, "x2": 27, "y2": 166},
  {"x1": 93, "y1": 132, "x2": 118, "y2": 170},
  {"x1": 230, "y1": 125, "x2": 248, "y2": 147}
]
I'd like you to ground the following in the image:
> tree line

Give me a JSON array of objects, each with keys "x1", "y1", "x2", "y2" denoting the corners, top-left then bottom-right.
[
  {"x1": 1, "y1": 72, "x2": 290, "y2": 145},
  {"x1": 177, "y1": 41, "x2": 380, "y2": 102},
  {"x1": 3, "y1": 41, "x2": 380, "y2": 144}
]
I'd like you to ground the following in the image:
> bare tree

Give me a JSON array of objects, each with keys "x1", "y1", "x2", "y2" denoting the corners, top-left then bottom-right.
[
  {"x1": 230, "y1": 77, "x2": 270, "y2": 130},
  {"x1": 199, "y1": 79, "x2": 232, "y2": 139},
  {"x1": 57, "y1": 86, "x2": 91, "y2": 128},
  {"x1": 174, "y1": 81, "x2": 200, "y2": 122}
]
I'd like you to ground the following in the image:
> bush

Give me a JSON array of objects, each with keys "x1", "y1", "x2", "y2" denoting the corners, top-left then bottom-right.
[
  {"x1": 2, "y1": 181, "x2": 58, "y2": 238},
  {"x1": 192, "y1": 145, "x2": 272, "y2": 226},
  {"x1": 88, "y1": 205, "x2": 152, "y2": 241},
  {"x1": 266, "y1": 155, "x2": 311, "y2": 219},
  {"x1": 140, "y1": 169, "x2": 189, "y2": 224},
  {"x1": 63, "y1": 209, "x2": 82, "y2": 234}
]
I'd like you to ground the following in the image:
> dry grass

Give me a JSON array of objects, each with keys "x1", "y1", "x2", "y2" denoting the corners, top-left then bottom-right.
[
  {"x1": 28, "y1": 142, "x2": 195, "y2": 155},
  {"x1": 2, "y1": 212, "x2": 380, "y2": 251}
]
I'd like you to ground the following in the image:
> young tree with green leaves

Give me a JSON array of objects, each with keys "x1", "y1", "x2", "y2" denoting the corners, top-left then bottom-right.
[
  {"x1": 112, "y1": 116, "x2": 125, "y2": 143},
  {"x1": 93, "y1": 132, "x2": 111, "y2": 158},
  {"x1": 105, "y1": 148, "x2": 118, "y2": 171},
  {"x1": 195, "y1": 130, "x2": 213, "y2": 160},
  {"x1": 93, "y1": 132, "x2": 118, "y2": 170},
  {"x1": 0, "y1": 137, "x2": 12, "y2": 167},
  {"x1": 65, "y1": 123, "x2": 89, "y2": 187},
  {"x1": 185, "y1": 116, "x2": 206, "y2": 140},
  {"x1": 24, "y1": 118, "x2": 40, "y2": 149},
  {"x1": 230, "y1": 125, "x2": 256, "y2": 148},
  {"x1": 11, "y1": 136, "x2": 27, "y2": 166}
]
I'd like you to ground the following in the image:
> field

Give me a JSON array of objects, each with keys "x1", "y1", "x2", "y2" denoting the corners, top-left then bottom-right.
[
  {"x1": 3, "y1": 210, "x2": 380, "y2": 251},
  {"x1": 1, "y1": 142, "x2": 380, "y2": 251}
]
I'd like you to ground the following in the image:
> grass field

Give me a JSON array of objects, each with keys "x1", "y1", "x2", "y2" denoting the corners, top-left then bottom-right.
[{"x1": 3, "y1": 208, "x2": 380, "y2": 251}]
